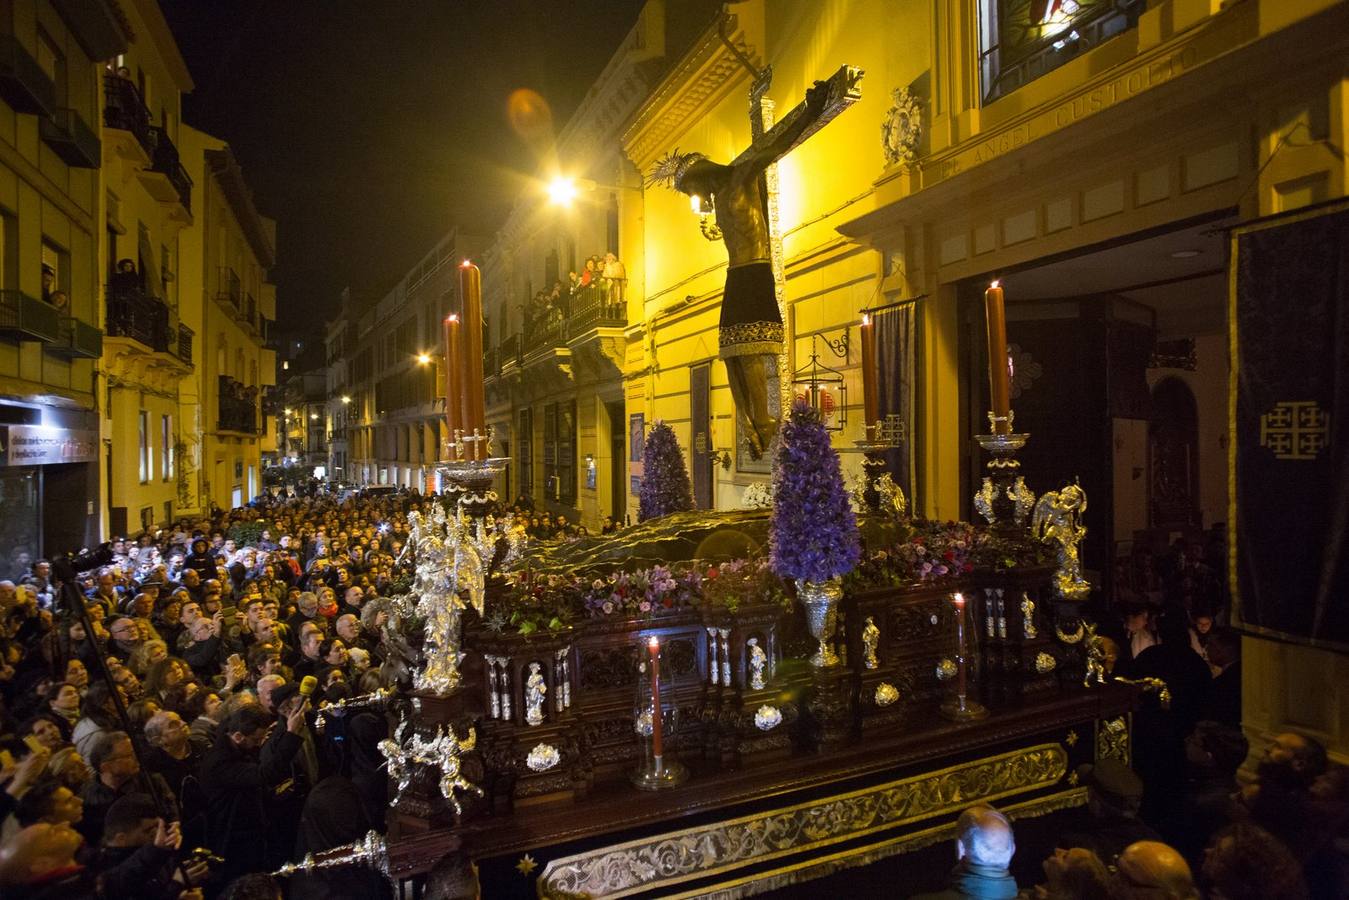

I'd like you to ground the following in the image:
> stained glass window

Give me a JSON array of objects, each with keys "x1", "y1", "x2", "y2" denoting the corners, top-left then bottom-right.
[{"x1": 979, "y1": 0, "x2": 1146, "y2": 104}]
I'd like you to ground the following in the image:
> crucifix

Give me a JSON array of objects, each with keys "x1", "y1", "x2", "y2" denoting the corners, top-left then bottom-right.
[{"x1": 649, "y1": 64, "x2": 863, "y2": 458}]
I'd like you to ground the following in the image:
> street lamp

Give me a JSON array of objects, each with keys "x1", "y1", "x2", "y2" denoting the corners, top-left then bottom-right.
[
  {"x1": 340, "y1": 395, "x2": 351, "y2": 404},
  {"x1": 416, "y1": 353, "x2": 433, "y2": 365},
  {"x1": 547, "y1": 176, "x2": 582, "y2": 206}
]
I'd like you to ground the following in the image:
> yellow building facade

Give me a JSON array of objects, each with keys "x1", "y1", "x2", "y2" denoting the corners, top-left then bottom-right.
[
  {"x1": 620, "y1": 0, "x2": 1349, "y2": 758},
  {"x1": 0, "y1": 0, "x2": 124, "y2": 566},
  {"x1": 176, "y1": 125, "x2": 276, "y2": 514},
  {"x1": 98, "y1": 0, "x2": 195, "y2": 538}
]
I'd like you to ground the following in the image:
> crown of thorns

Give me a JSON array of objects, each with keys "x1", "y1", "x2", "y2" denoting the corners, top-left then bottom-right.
[{"x1": 646, "y1": 150, "x2": 707, "y2": 190}]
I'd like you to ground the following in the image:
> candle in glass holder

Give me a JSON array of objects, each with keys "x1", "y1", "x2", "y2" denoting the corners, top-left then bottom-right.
[
  {"x1": 860, "y1": 312, "x2": 878, "y2": 441},
  {"x1": 953, "y1": 592, "x2": 968, "y2": 700},
  {"x1": 984, "y1": 281, "x2": 1011, "y2": 434},
  {"x1": 648, "y1": 636, "x2": 663, "y2": 763}
]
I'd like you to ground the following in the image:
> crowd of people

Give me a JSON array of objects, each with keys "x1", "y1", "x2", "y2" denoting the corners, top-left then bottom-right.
[
  {"x1": 522, "y1": 251, "x2": 627, "y2": 343},
  {"x1": 0, "y1": 481, "x2": 1344, "y2": 898},
  {"x1": 0, "y1": 488, "x2": 427, "y2": 898}
]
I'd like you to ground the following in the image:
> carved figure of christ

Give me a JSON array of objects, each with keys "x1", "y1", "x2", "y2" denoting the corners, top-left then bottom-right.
[{"x1": 649, "y1": 64, "x2": 862, "y2": 457}]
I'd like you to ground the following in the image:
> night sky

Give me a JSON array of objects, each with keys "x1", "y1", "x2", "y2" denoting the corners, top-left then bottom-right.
[{"x1": 162, "y1": 0, "x2": 647, "y2": 337}]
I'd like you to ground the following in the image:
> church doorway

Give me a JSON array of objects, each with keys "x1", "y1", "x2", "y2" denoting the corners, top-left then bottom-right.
[{"x1": 961, "y1": 213, "x2": 1233, "y2": 607}]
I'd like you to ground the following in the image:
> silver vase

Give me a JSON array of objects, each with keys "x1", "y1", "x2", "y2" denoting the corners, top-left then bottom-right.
[{"x1": 797, "y1": 578, "x2": 842, "y2": 668}]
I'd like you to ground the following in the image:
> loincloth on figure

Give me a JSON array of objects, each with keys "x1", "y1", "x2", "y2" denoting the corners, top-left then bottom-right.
[{"x1": 718, "y1": 260, "x2": 783, "y2": 359}]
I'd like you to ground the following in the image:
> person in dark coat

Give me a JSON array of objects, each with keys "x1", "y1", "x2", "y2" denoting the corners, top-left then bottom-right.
[
  {"x1": 1200, "y1": 626, "x2": 1242, "y2": 726},
  {"x1": 1130, "y1": 603, "x2": 1214, "y2": 821},
  {"x1": 910, "y1": 805, "x2": 1019, "y2": 899},
  {"x1": 199, "y1": 702, "x2": 306, "y2": 884},
  {"x1": 182, "y1": 539, "x2": 216, "y2": 582},
  {"x1": 287, "y1": 777, "x2": 391, "y2": 900}
]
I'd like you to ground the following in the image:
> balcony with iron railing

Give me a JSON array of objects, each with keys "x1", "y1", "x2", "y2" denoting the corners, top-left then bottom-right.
[
  {"x1": 105, "y1": 286, "x2": 192, "y2": 366},
  {"x1": 521, "y1": 280, "x2": 627, "y2": 357},
  {"x1": 0, "y1": 291, "x2": 60, "y2": 343},
  {"x1": 216, "y1": 267, "x2": 241, "y2": 308},
  {"x1": 0, "y1": 34, "x2": 56, "y2": 117},
  {"x1": 40, "y1": 107, "x2": 100, "y2": 168},
  {"x1": 144, "y1": 125, "x2": 193, "y2": 214},
  {"x1": 218, "y1": 375, "x2": 260, "y2": 434},
  {"x1": 102, "y1": 72, "x2": 153, "y2": 157}
]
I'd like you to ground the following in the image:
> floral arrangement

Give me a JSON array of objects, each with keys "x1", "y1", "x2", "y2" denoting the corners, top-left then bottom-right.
[
  {"x1": 581, "y1": 564, "x2": 703, "y2": 618},
  {"x1": 769, "y1": 400, "x2": 860, "y2": 584},
  {"x1": 496, "y1": 555, "x2": 790, "y2": 635},
  {"x1": 845, "y1": 520, "x2": 980, "y2": 591},
  {"x1": 638, "y1": 421, "x2": 694, "y2": 521},
  {"x1": 740, "y1": 481, "x2": 774, "y2": 509}
]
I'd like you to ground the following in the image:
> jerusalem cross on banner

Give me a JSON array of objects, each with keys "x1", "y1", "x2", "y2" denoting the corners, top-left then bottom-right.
[{"x1": 1232, "y1": 202, "x2": 1349, "y2": 645}]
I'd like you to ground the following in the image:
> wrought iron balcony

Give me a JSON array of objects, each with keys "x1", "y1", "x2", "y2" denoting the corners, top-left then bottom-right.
[
  {"x1": 102, "y1": 73, "x2": 153, "y2": 155},
  {"x1": 105, "y1": 286, "x2": 172, "y2": 355},
  {"x1": 0, "y1": 291, "x2": 59, "y2": 342},
  {"x1": 216, "y1": 267, "x2": 240, "y2": 307},
  {"x1": 569, "y1": 283, "x2": 626, "y2": 333},
  {"x1": 521, "y1": 282, "x2": 626, "y2": 356},
  {"x1": 218, "y1": 375, "x2": 260, "y2": 434},
  {"x1": 0, "y1": 34, "x2": 55, "y2": 116},
  {"x1": 40, "y1": 107, "x2": 100, "y2": 168},
  {"x1": 146, "y1": 126, "x2": 193, "y2": 213},
  {"x1": 51, "y1": 317, "x2": 102, "y2": 359}
]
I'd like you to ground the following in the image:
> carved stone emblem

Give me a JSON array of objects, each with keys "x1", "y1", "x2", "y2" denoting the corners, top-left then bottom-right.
[{"x1": 881, "y1": 87, "x2": 922, "y2": 167}]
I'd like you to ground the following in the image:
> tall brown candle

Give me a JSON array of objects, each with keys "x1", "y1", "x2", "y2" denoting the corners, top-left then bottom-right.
[
  {"x1": 459, "y1": 261, "x2": 486, "y2": 457},
  {"x1": 984, "y1": 281, "x2": 1011, "y2": 434},
  {"x1": 443, "y1": 314, "x2": 463, "y2": 455}
]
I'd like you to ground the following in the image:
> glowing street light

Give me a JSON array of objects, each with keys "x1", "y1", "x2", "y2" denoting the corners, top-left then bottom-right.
[
  {"x1": 547, "y1": 176, "x2": 582, "y2": 206},
  {"x1": 340, "y1": 395, "x2": 352, "y2": 404},
  {"x1": 416, "y1": 352, "x2": 433, "y2": 365}
]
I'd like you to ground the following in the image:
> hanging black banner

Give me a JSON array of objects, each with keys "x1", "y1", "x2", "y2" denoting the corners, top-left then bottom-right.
[{"x1": 1233, "y1": 203, "x2": 1349, "y2": 646}]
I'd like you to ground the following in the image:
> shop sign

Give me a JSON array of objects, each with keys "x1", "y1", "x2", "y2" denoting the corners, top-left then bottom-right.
[{"x1": 0, "y1": 425, "x2": 99, "y2": 466}]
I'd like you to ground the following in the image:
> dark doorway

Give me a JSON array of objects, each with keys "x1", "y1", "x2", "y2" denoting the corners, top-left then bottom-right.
[
  {"x1": 1148, "y1": 378, "x2": 1200, "y2": 529},
  {"x1": 606, "y1": 401, "x2": 625, "y2": 524}
]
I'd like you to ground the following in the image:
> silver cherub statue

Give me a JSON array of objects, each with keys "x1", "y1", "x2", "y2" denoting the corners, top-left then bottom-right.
[
  {"x1": 747, "y1": 637, "x2": 767, "y2": 690},
  {"x1": 1031, "y1": 481, "x2": 1090, "y2": 601},
  {"x1": 524, "y1": 662, "x2": 547, "y2": 726}
]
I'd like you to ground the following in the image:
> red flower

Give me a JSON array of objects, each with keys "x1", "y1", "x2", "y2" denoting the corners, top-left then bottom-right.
[
  {"x1": 706, "y1": 567, "x2": 719, "y2": 579},
  {"x1": 943, "y1": 550, "x2": 956, "y2": 562},
  {"x1": 662, "y1": 597, "x2": 674, "y2": 608}
]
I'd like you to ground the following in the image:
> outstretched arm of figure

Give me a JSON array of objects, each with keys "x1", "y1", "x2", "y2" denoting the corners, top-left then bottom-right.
[{"x1": 735, "y1": 65, "x2": 863, "y2": 177}]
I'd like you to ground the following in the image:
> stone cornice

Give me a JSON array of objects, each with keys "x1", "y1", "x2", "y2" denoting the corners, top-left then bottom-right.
[{"x1": 622, "y1": 12, "x2": 760, "y2": 171}]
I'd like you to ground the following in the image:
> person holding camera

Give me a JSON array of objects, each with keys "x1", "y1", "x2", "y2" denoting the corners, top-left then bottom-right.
[{"x1": 95, "y1": 793, "x2": 207, "y2": 900}]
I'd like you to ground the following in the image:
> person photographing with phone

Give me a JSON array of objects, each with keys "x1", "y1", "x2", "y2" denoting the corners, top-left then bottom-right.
[{"x1": 199, "y1": 697, "x2": 309, "y2": 884}]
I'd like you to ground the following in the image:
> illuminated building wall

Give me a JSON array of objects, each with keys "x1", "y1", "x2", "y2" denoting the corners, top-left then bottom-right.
[
  {"x1": 99, "y1": 0, "x2": 195, "y2": 538},
  {"x1": 176, "y1": 125, "x2": 277, "y2": 513}
]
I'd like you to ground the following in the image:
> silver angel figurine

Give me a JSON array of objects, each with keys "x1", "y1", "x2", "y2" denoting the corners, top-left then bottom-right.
[
  {"x1": 862, "y1": 616, "x2": 880, "y2": 670},
  {"x1": 747, "y1": 637, "x2": 767, "y2": 690},
  {"x1": 524, "y1": 662, "x2": 547, "y2": 726},
  {"x1": 1031, "y1": 481, "x2": 1090, "y2": 601}
]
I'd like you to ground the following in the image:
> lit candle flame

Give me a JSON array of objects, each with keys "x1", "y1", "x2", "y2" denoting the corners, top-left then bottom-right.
[
  {"x1": 461, "y1": 259, "x2": 472, "y2": 268},
  {"x1": 648, "y1": 635, "x2": 660, "y2": 649},
  {"x1": 990, "y1": 279, "x2": 1001, "y2": 289},
  {"x1": 861, "y1": 312, "x2": 871, "y2": 326},
  {"x1": 953, "y1": 592, "x2": 965, "y2": 606},
  {"x1": 446, "y1": 314, "x2": 459, "y2": 323}
]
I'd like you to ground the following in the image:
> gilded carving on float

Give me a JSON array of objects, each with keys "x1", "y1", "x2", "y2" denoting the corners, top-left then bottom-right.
[
  {"x1": 537, "y1": 744, "x2": 1068, "y2": 898},
  {"x1": 1095, "y1": 715, "x2": 1131, "y2": 766},
  {"x1": 874, "y1": 682, "x2": 899, "y2": 707}
]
